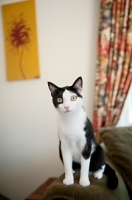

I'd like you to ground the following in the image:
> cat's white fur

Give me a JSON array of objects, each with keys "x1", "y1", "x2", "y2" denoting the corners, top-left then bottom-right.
[{"x1": 57, "y1": 89, "x2": 97, "y2": 186}]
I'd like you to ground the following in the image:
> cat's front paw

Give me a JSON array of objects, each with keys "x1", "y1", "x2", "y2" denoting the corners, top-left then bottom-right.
[
  {"x1": 63, "y1": 178, "x2": 74, "y2": 185},
  {"x1": 79, "y1": 179, "x2": 90, "y2": 187}
]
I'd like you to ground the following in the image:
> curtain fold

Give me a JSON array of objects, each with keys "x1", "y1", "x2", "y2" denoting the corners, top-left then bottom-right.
[{"x1": 93, "y1": 0, "x2": 132, "y2": 137}]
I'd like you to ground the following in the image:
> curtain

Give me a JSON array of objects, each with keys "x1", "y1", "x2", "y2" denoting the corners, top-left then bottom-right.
[{"x1": 93, "y1": 0, "x2": 132, "y2": 140}]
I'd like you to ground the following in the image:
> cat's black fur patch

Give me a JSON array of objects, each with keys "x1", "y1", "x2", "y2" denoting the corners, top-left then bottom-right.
[
  {"x1": 82, "y1": 118, "x2": 95, "y2": 159},
  {"x1": 89, "y1": 143, "x2": 105, "y2": 171},
  {"x1": 72, "y1": 162, "x2": 81, "y2": 171},
  {"x1": 59, "y1": 141, "x2": 63, "y2": 163},
  {"x1": 52, "y1": 88, "x2": 64, "y2": 108},
  {"x1": 66, "y1": 86, "x2": 82, "y2": 98}
]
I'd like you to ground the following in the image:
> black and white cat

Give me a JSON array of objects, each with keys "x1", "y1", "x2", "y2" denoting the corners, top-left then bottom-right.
[{"x1": 48, "y1": 77, "x2": 118, "y2": 189}]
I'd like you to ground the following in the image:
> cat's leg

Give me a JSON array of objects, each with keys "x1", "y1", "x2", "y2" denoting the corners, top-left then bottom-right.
[
  {"x1": 61, "y1": 146, "x2": 74, "y2": 185},
  {"x1": 79, "y1": 155, "x2": 91, "y2": 187},
  {"x1": 90, "y1": 143, "x2": 105, "y2": 180},
  {"x1": 93, "y1": 165, "x2": 105, "y2": 179},
  {"x1": 79, "y1": 137, "x2": 92, "y2": 187}
]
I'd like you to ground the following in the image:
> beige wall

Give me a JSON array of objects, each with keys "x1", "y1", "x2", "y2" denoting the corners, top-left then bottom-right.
[{"x1": 0, "y1": 0, "x2": 100, "y2": 199}]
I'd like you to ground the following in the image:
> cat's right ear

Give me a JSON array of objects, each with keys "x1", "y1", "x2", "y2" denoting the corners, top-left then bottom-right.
[{"x1": 48, "y1": 82, "x2": 58, "y2": 97}]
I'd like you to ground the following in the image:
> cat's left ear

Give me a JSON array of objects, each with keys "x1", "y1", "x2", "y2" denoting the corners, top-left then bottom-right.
[
  {"x1": 48, "y1": 82, "x2": 59, "y2": 97},
  {"x1": 72, "y1": 77, "x2": 83, "y2": 94}
]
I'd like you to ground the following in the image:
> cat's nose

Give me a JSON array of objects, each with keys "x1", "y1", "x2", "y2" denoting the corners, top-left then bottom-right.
[{"x1": 64, "y1": 106, "x2": 70, "y2": 111}]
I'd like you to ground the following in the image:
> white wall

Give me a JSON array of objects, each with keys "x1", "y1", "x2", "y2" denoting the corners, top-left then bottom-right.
[{"x1": 0, "y1": 0, "x2": 100, "y2": 199}]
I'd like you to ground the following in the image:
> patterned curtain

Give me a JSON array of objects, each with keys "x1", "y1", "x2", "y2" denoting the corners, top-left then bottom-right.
[{"x1": 93, "y1": 0, "x2": 132, "y2": 140}]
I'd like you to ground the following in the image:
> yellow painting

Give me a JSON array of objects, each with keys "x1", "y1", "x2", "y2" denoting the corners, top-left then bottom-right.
[{"x1": 2, "y1": 0, "x2": 40, "y2": 81}]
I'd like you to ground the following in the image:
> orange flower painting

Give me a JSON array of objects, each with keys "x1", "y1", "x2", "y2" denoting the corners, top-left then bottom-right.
[{"x1": 2, "y1": 0, "x2": 40, "y2": 81}]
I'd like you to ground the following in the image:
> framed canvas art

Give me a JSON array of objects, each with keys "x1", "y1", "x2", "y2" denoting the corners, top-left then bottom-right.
[{"x1": 2, "y1": 0, "x2": 40, "y2": 81}]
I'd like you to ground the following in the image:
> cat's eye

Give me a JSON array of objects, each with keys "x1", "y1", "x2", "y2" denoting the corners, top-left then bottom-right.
[
  {"x1": 57, "y1": 98, "x2": 63, "y2": 103},
  {"x1": 71, "y1": 95, "x2": 77, "y2": 101}
]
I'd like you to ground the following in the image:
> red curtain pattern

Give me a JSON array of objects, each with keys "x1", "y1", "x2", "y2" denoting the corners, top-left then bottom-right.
[{"x1": 93, "y1": 0, "x2": 132, "y2": 134}]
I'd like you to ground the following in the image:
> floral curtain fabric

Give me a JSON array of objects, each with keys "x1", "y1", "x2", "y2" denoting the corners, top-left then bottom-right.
[{"x1": 93, "y1": 0, "x2": 132, "y2": 135}]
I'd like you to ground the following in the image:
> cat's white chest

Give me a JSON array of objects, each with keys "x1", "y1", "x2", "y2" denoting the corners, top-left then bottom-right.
[
  {"x1": 58, "y1": 109, "x2": 86, "y2": 138},
  {"x1": 58, "y1": 119, "x2": 83, "y2": 139},
  {"x1": 58, "y1": 109, "x2": 87, "y2": 162},
  {"x1": 60, "y1": 129, "x2": 85, "y2": 163},
  {"x1": 69, "y1": 137, "x2": 83, "y2": 162}
]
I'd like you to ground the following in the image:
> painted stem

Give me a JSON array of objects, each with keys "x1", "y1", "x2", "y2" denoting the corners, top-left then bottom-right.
[{"x1": 19, "y1": 47, "x2": 26, "y2": 79}]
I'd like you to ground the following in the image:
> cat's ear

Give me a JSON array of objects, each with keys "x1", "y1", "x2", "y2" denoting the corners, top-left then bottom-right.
[
  {"x1": 72, "y1": 77, "x2": 83, "y2": 94},
  {"x1": 48, "y1": 82, "x2": 59, "y2": 97}
]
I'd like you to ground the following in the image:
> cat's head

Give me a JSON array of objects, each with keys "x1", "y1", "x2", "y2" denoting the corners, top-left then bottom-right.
[{"x1": 48, "y1": 77, "x2": 83, "y2": 115}]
